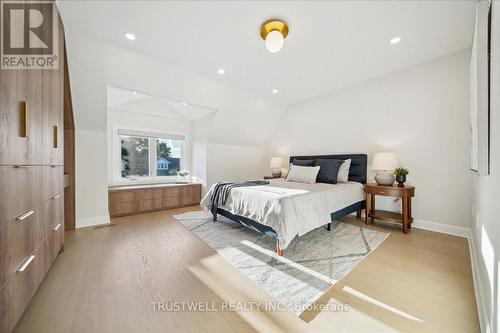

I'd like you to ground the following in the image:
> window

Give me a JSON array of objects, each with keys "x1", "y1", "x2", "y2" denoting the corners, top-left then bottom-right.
[{"x1": 119, "y1": 129, "x2": 185, "y2": 181}]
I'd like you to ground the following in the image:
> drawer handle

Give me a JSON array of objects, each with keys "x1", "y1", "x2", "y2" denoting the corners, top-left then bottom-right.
[
  {"x1": 54, "y1": 223, "x2": 62, "y2": 231},
  {"x1": 13, "y1": 165, "x2": 28, "y2": 168},
  {"x1": 17, "y1": 255, "x2": 35, "y2": 272},
  {"x1": 52, "y1": 194, "x2": 61, "y2": 200},
  {"x1": 16, "y1": 210, "x2": 34, "y2": 221}
]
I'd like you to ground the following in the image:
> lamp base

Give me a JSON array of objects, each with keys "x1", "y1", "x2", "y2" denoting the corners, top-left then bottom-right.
[
  {"x1": 271, "y1": 168, "x2": 282, "y2": 178},
  {"x1": 374, "y1": 171, "x2": 395, "y2": 186}
]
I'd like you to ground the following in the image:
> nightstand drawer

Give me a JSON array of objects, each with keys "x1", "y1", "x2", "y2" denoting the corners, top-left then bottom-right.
[{"x1": 366, "y1": 186, "x2": 403, "y2": 197}]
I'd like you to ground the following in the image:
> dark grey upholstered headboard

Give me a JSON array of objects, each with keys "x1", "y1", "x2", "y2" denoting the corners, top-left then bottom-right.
[{"x1": 289, "y1": 154, "x2": 368, "y2": 184}]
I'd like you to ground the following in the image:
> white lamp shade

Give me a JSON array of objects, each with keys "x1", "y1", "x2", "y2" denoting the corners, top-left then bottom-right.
[
  {"x1": 265, "y1": 30, "x2": 284, "y2": 53},
  {"x1": 270, "y1": 157, "x2": 283, "y2": 168},
  {"x1": 372, "y1": 152, "x2": 399, "y2": 171}
]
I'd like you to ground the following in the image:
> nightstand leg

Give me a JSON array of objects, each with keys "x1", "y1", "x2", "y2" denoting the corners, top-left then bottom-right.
[
  {"x1": 370, "y1": 194, "x2": 375, "y2": 223},
  {"x1": 408, "y1": 197, "x2": 412, "y2": 229},
  {"x1": 365, "y1": 192, "x2": 371, "y2": 225},
  {"x1": 402, "y1": 193, "x2": 408, "y2": 234}
]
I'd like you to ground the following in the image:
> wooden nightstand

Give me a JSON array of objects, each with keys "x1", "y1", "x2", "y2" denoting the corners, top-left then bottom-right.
[
  {"x1": 264, "y1": 176, "x2": 281, "y2": 179},
  {"x1": 364, "y1": 183, "x2": 415, "y2": 234}
]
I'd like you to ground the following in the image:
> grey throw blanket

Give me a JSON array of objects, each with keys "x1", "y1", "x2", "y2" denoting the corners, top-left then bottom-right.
[{"x1": 210, "y1": 180, "x2": 270, "y2": 221}]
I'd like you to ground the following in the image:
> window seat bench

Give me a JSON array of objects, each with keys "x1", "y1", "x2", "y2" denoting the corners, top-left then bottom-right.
[{"x1": 108, "y1": 182, "x2": 202, "y2": 217}]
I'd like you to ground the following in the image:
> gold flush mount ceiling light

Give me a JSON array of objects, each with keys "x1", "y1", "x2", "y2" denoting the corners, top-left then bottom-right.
[{"x1": 260, "y1": 19, "x2": 289, "y2": 53}]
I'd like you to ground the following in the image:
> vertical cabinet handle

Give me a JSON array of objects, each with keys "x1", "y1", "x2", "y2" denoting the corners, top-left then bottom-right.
[
  {"x1": 19, "y1": 101, "x2": 28, "y2": 137},
  {"x1": 17, "y1": 255, "x2": 35, "y2": 272},
  {"x1": 53, "y1": 125, "x2": 58, "y2": 148}
]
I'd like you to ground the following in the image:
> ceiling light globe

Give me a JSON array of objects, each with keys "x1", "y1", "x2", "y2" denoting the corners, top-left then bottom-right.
[{"x1": 265, "y1": 30, "x2": 284, "y2": 53}]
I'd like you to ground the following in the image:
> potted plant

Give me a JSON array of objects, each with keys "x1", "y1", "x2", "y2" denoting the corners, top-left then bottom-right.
[
  {"x1": 394, "y1": 167, "x2": 409, "y2": 187},
  {"x1": 177, "y1": 169, "x2": 190, "y2": 178}
]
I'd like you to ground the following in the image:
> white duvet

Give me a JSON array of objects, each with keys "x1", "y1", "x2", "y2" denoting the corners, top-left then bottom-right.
[{"x1": 201, "y1": 179, "x2": 364, "y2": 249}]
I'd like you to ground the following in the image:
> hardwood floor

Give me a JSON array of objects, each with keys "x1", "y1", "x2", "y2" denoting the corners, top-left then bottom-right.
[{"x1": 14, "y1": 206, "x2": 480, "y2": 333}]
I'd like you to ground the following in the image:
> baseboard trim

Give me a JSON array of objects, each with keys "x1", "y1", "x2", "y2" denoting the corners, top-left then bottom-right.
[
  {"x1": 76, "y1": 215, "x2": 111, "y2": 229},
  {"x1": 348, "y1": 213, "x2": 470, "y2": 238},
  {"x1": 467, "y1": 233, "x2": 493, "y2": 333},
  {"x1": 411, "y1": 219, "x2": 471, "y2": 238}
]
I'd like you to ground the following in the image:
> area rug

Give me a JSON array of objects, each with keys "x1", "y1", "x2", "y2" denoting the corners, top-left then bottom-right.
[{"x1": 174, "y1": 211, "x2": 389, "y2": 315}]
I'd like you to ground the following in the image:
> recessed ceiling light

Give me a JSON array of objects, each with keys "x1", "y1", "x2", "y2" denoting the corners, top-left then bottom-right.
[
  {"x1": 272, "y1": 89, "x2": 279, "y2": 94},
  {"x1": 217, "y1": 68, "x2": 225, "y2": 75},
  {"x1": 125, "y1": 32, "x2": 136, "y2": 41},
  {"x1": 182, "y1": 102, "x2": 187, "y2": 106},
  {"x1": 132, "y1": 91, "x2": 137, "y2": 95},
  {"x1": 390, "y1": 36, "x2": 401, "y2": 45}
]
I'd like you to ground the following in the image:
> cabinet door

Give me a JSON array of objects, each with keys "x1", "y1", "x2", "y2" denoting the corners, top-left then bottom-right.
[
  {"x1": 0, "y1": 69, "x2": 44, "y2": 165},
  {"x1": 43, "y1": 27, "x2": 64, "y2": 166}
]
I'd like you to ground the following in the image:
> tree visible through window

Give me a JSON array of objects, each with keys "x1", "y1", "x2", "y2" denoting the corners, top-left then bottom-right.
[
  {"x1": 120, "y1": 132, "x2": 184, "y2": 180},
  {"x1": 156, "y1": 138, "x2": 183, "y2": 176},
  {"x1": 121, "y1": 136, "x2": 149, "y2": 177}
]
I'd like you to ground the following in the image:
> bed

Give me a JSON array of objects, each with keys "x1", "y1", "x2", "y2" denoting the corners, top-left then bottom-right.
[{"x1": 201, "y1": 154, "x2": 367, "y2": 255}]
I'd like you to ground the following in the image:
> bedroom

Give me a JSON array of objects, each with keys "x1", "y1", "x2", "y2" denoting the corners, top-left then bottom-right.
[{"x1": 0, "y1": 0, "x2": 498, "y2": 332}]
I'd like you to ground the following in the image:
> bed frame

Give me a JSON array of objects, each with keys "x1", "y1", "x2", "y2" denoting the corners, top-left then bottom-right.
[{"x1": 216, "y1": 154, "x2": 367, "y2": 256}]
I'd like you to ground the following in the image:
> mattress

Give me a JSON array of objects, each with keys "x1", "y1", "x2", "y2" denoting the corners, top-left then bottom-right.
[{"x1": 201, "y1": 179, "x2": 364, "y2": 248}]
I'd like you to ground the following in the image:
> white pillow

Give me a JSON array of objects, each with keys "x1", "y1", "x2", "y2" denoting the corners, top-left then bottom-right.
[
  {"x1": 337, "y1": 159, "x2": 351, "y2": 183},
  {"x1": 285, "y1": 165, "x2": 320, "y2": 184}
]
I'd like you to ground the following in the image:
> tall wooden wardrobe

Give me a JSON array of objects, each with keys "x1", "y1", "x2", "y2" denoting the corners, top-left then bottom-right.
[{"x1": 0, "y1": 3, "x2": 66, "y2": 333}]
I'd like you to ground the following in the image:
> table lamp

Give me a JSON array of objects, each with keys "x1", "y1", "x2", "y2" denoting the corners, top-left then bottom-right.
[
  {"x1": 270, "y1": 157, "x2": 284, "y2": 178},
  {"x1": 372, "y1": 152, "x2": 399, "y2": 185}
]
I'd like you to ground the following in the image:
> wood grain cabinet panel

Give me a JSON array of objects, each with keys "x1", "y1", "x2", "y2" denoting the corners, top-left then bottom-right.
[
  {"x1": 135, "y1": 199, "x2": 162, "y2": 212},
  {"x1": 0, "y1": 240, "x2": 46, "y2": 333},
  {"x1": 0, "y1": 166, "x2": 43, "y2": 229},
  {"x1": 109, "y1": 201, "x2": 136, "y2": 217},
  {"x1": 135, "y1": 188, "x2": 162, "y2": 200},
  {"x1": 0, "y1": 5, "x2": 65, "y2": 333},
  {"x1": 0, "y1": 166, "x2": 65, "y2": 229},
  {"x1": 0, "y1": 70, "x2": 45, "y2": 165},
  {"x1": 43, "y1": 42, "x2": 64, "y2": 166},
  {"x1": 41, "y1": 193, "x2": 64, "y2": 238},
  {"x1": 42, "y1": 166, "x2": 64, "y2": 202},
  {"x1": 45, "y1": 226, "x2": 64, "y2": 274},
  {"x1": 109, "y1": 184, "x2": 202, "y2": 217},
  {"x1": 109, "y1": 190, "x2": 135, "y2": 205},
  {"x1": 0, "y1": 209, "x2": 45, "y2": 289},
  {"x1": 162, "y1": 187, "x2": 180, "y2": 208}
]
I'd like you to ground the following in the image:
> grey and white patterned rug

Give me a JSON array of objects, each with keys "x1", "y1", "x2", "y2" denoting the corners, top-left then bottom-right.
[{"x1": 174, "y1": 211, "x2": 389, "y2": 315}]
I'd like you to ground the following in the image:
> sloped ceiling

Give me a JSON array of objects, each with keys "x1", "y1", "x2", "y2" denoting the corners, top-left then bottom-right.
[{"x1": 108, "y1": 86, "x2": 216, "y2": 122}]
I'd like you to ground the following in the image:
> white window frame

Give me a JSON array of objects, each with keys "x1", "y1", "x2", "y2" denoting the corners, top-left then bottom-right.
[{"x1": 113, "y1": 126, "x2": 188, "y2": 185}]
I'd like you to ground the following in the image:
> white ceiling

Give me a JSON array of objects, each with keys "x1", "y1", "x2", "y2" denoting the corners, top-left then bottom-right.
[
  {"x1": 108, "y1": 86, "x2": 216, "y2": 122},
  {"x1": 59, "y1": 0, "x2": 475, "y2": 105}
]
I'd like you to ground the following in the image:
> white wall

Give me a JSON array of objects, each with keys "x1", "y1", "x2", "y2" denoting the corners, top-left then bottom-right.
[
  {"x1": 75, "y1": 129, "x2": 110, "y2": 228},
  {"x1": 268, "y1": 50, "x2": 472, "y2": 231},
  {"x1": 206, "y1": 143, "x2": 266, "y2": 188},
  {"x1": 107, "y1": 108, "x2": 193, "y2": 185},
  {"x1": 63, "y1": 32, "x2": 285, "y2": 227},
  {"x1": 471, "y1": 2, "x2": 499, "y2": 332}
]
